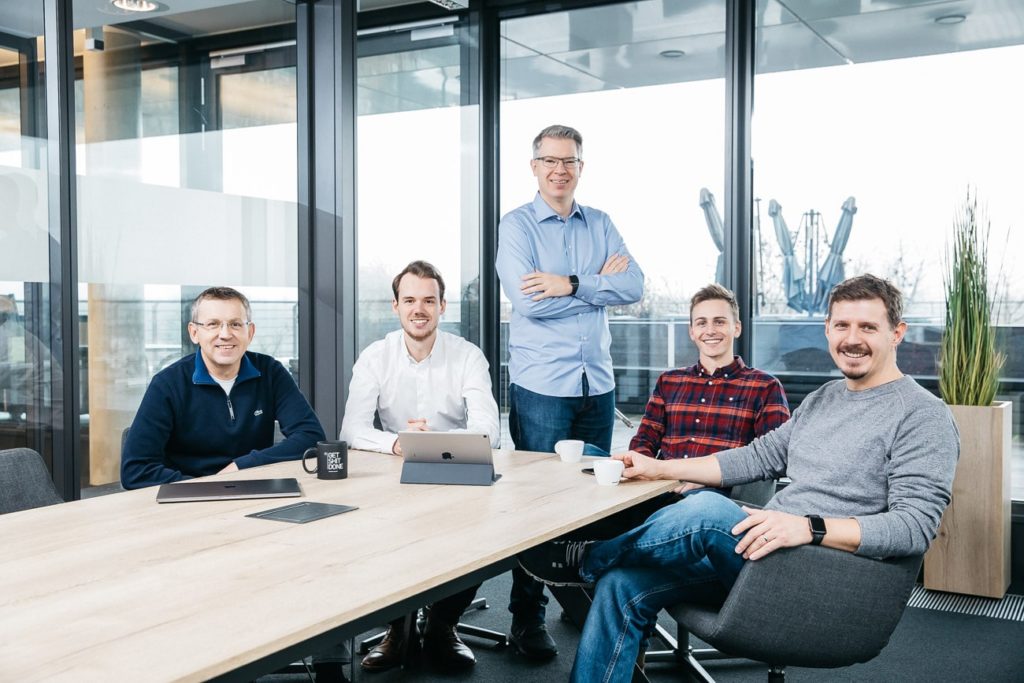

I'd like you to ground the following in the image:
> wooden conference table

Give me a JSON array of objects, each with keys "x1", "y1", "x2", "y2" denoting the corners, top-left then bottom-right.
[{"x1": 0, "y1": 449, "x2": 676, "y2": 682}]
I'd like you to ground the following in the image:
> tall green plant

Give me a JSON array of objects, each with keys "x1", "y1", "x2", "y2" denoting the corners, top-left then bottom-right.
[{"x1": 939, "y1": 190, "x2": 1004, "y2": 405}]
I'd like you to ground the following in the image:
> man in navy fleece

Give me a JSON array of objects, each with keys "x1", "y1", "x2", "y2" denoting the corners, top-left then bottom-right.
[{"x1": 121, "y1": 286, "x2": 324, "y2": 490}]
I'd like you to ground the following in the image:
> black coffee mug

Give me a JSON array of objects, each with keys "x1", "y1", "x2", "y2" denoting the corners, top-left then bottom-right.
[{"x1": 302, "y1": 440, "x2": 348, "y2": 480}]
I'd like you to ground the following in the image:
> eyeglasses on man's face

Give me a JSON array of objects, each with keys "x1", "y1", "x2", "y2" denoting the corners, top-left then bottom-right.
[
  {"x1": 533, "y1": 156, "x2": 581, "y2": 170},
  {"x1": 192, "y1": 320, "x2": 251, "y2": 333}
]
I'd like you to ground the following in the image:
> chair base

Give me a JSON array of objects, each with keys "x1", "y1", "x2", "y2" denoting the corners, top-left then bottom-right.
[{"x1": 643, "y1": 624, "x2": 785, "y2": 683}]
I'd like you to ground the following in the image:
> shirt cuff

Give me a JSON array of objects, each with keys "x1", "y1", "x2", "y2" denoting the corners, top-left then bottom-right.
[{"x1": 574, "y1": 274, "x2": 600, "y2": 301}]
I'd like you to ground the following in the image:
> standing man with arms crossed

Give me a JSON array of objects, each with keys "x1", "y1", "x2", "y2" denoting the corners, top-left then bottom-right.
[
  {"x1": 496, "y1": 124, "x2": 644, "y2": 659},
  {"x1": 341, "y1": 261, "x2": 500, "y2": 673},
  {"x1": 520, "y1": 274, "x2": 960, "y2": 682}
]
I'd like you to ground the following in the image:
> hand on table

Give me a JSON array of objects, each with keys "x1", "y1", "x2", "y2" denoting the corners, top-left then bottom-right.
[{"x1": 612, "y1": 450, "x2": 662, "y2": 480}]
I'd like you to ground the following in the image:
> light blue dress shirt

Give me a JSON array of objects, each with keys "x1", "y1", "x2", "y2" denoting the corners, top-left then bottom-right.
[{"x1": 496, "y1": 193, "x2": 644, "y2": 398}]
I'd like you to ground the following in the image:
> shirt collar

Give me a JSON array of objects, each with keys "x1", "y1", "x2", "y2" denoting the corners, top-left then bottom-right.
[
  {"x1": 402, "y1": 330, "x2": 444, "y2": 365},
  {"x1": 691, "y1": 355, "x2": 746, "y2": 378},
  {"x1": 531, "y1": 192, "x2": 585, "y2": 225},
  {"x1": 192, "y1": 349, "x2": 260, "y2": 385}
]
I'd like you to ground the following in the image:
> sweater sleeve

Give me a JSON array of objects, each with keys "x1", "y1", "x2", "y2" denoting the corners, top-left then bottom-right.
[
  {"x1": 718, "y1": 403, "x2": 799, "y2": 485},
  {"x1": 854, "y1": 401, "x2": 960, "y2": 557},
  {"x1": 121, "y1": 377, "x2": 189, "y2": 490},
  {"x1": 233, "y1": 360, "x2": 325, "y2": 469}
]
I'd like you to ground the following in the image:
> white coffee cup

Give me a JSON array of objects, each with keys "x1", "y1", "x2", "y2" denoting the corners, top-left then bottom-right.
[
  {"x1": 593, "y1": 459, "x2": 625, "y2": 485},
  {"x1": 555, "y1": 439, "x2": 585, "y2": 463}
]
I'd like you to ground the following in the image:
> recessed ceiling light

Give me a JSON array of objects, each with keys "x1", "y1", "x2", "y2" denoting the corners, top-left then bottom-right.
[
  {"x1": 659, "y1": 49, "x2": 686, "y2": 59},
  {"x1": 111, "y1": 0, "x2": 159, "y2": 12},
  {"x1": 934, "y1": 14, "x2": 967, "y2": 25}
]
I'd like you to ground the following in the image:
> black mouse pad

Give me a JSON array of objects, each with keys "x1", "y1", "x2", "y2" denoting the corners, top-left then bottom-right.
[{"x1": 246, "y1": 501, "x2": 358, "y2": 524}]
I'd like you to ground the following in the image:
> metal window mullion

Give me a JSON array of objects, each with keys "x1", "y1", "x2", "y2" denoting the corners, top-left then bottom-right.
[
  {"x1": 724, "y1": 0, "x2": 755, "y2": 362},
  {"x1": 477, "y1": 3, "x2": 501, "y2": 400},
  {"x1": 42, "y1": 0, "x2": 80, "y2": 500}
]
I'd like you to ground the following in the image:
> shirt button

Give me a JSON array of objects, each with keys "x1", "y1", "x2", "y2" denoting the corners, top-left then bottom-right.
[
  {"x1": 729, "y1": 397, "x2": 734, "y2": 402},
  {"x1": 695, "y1": 419, "x2": 700, "y2": 423},
  {"x1": 700, "y1": 398, "x2": 706, "y2": 403},
  {"x1": 690, "y1": 438, "x2": 695, "y2": 442},
  {"x1": 707, "y1": 381, "x2": 713, "y2": 385}
]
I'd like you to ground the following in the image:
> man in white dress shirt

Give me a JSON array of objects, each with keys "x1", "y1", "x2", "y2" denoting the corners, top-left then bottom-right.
[{"x1": 341, "y1": 260, "x2": 500, "y2": 673}]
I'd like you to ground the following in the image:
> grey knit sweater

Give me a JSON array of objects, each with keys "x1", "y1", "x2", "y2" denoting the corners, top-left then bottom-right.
[{"x1": 717, "y1": 375, "x2": 959, "y2": 558}]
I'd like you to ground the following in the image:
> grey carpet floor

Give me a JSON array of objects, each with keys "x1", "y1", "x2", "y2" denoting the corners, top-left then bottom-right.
[{"x1": 261, "y1": 571, "x2": 1024, "y2": 682}]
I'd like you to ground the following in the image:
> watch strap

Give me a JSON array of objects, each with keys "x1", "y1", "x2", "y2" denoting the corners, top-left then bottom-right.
[
  {"x1": 806, "y1": 514, "x2": 826, "y2": 545},
  {"x1": 569, "y1": 274, "x2": 580, "y2": 296}
]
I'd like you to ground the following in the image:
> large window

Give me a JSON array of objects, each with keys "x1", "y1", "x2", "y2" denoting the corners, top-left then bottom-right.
[
  {"x1": 356, "y1": 21, "x2": 480, "y2": 353},
  {"x1": 499, "y1": 0, "x2": 726, "y2": 447},
  {"x1": 70, "y1": 0, "x2": 299, "y2": 492},
  {"x1": 0, "y1": 9, "x2": 58, "y2": 470},
  {"x1": 750, "y1": 0, "x2": 1024, "y2": 497}
]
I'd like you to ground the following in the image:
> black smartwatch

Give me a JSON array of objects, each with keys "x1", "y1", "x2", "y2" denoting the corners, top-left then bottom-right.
[
  {"x1": 806, "y1": 514, "x2": 826, "y2": 545},
  {"x1": 568, "y1": 274, "x2": 580, "y2": 296}
]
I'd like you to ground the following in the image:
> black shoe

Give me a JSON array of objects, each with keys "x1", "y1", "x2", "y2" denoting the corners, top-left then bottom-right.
[
  {"x1": 360, "y1": 625, "x2": 408, "y2": 672},
  {"x1": 510, "y1": 622, "x2": 558, "y2": 660},
  {"x1": 313, "y1": 661, "x2": 350, "y2": 682},
  {"x1": 518, "y1": 539, "x2": 594, "y2": 587},
  {"x1": 423, "y1": 622, "x2": 476, "y2": 670}
]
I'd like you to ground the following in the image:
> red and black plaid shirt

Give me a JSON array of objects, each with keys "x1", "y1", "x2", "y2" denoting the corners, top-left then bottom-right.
[{"x1": 629, "y1": 356, "x2": 790, "y2": 460}]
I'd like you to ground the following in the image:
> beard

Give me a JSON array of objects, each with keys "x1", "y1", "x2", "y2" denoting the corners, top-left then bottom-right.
[{"x1": 836, "y1": 344, "x2": 870, "y2": 380}]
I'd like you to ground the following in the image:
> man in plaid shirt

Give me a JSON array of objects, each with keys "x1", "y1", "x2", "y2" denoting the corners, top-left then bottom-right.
[{"x1": 629, "y1": 283, "x2": 790, "y2": 466}]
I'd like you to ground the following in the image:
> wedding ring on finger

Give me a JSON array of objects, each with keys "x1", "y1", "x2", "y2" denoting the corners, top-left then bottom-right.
[{"x1": 762, "y1": 535, "x2": 770, "y2": 544}]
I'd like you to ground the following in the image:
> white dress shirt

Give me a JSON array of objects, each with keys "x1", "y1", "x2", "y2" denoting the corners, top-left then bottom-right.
[{"x1": 340, "y1": 329, "x2": 501, "y2": 453}]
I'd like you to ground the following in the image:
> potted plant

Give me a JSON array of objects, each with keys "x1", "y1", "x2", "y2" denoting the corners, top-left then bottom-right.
[{"x1": 923, "y1": 189, "x2": 1011, "y2": 598}]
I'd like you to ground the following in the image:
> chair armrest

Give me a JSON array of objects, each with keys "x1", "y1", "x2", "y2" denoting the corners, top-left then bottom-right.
[{"x1": 675, "y1": 545, "x2": 921, "y2": 668}]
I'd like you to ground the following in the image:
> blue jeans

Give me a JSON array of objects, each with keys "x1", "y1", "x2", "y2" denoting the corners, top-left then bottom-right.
[
  {"x1": 570, "y1": 491, "x2": 749, "y2": 683},
  {"x1": 508, "y1": 378, "x2": 615, "y2": 627}
]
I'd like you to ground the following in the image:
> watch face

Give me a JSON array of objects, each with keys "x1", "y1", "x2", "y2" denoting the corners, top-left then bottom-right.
[{"x1": 808, "y1": 515, "x2": 826, "y2": 534}]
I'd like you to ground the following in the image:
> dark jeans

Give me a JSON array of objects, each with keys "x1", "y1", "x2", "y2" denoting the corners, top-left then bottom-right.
[{"x1": 507, "y1": 378, "x2": 615, "y2": 627}]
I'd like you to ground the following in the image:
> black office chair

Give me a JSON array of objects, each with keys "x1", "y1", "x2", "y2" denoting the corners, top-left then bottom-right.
[
  {"x1": 0, "y1": 447, "x2": 63, "y2": 514},
  {"x1": 662, "y1": 546, "x2": 922, "y2": 682}
]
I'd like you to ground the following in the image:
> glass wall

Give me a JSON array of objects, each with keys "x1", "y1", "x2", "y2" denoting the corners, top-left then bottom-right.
[
  {"x1": 356, "y1": 20, "x2": 480, "y2": 352},
  {"x1": 750, "y1": 0, "x2": 1024, "y2": 497},
  {"x1": 499, "y1": 0, "x2": 726, "y2": 448},
  {"x1": 70, "y1": 0, "x2": 298, "y2": 492},
  {"x1": 0, "y1": 4, "x2": 56, "y2": 469}
]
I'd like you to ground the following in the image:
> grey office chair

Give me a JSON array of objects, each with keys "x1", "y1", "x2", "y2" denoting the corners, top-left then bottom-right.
[
  {"x1": 662, "y1": 545, "x2": 922, "y2": 682},
  {"x1": 0, "y1": 447, "x2": 63, "y2": 514},
  {"x1": 643, "y1": 479, "x2": 777, "y2": 672}
]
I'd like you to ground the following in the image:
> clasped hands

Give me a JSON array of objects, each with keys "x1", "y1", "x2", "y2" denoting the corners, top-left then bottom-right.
[
  {"x1": 520, "y1": 254, "x2": 629, "y2": 301},
  {"x1": 391, "y1": 418, "x2": 430, "y2": 455},
  {"x1": 612, "y1": 450, "x2": 813, "y2": 561}
]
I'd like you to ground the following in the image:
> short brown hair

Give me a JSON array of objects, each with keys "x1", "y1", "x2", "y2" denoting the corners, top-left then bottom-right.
[
  {"x1": 392, "y1": 260, "x2": 446, "y2": 302},
  {"x1": 190, "y1": 286, "x2": 252, "y2": 322},
  {"x1": 827, "y1": 274, "x2": 903, "y2": 328},
  {"x1": 533, "y1": 124, "x2": 583, "y2": 158},
  {"x1": 690, "y1": 283, "x2": 740, "y2": 321}
]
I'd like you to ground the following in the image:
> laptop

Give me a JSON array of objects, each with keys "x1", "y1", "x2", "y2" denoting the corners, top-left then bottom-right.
[
  {"x1": 156, "y1": 478, "x2": 302, "y2": 503},
  {"x1": 398, "y1": 432, "x2": 500, "y2": 485}
]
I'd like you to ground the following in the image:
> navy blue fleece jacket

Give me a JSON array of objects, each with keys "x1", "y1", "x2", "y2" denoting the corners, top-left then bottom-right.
[{"x1": 121, "y1": 350, "x2": 325, "y2": 489}]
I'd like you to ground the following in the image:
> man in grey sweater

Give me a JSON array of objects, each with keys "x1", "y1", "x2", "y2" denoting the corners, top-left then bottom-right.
[{"x1": 518, "y1": 274, "x2": 960, "y2": 683}]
